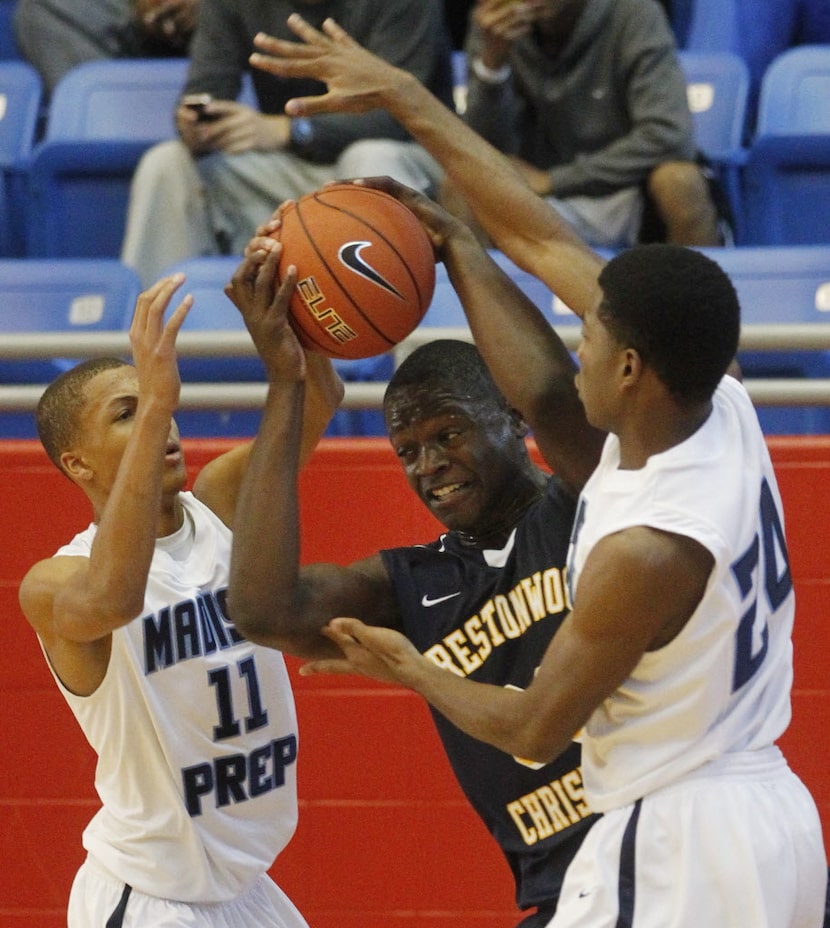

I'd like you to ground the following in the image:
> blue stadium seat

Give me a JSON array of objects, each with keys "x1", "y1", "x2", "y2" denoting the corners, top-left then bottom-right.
[
  {"x1": 424, "y1": 250, "x2": 584, "y2": 331},
  {"x1": 24, "y1": 58, "x2": 189, "y2": 258},
  {"x1": 0, "y1": 1, "x2": 21, "y2": 60},
  {"x1": 740, "y1": 46, "x2": 830, "y2": 245},
  {"x1": 700, "y1": 244, "x2": 830, "y2": 434},
  {"x1": 677, "y1": 50, "x2": 750, "y2": 229},
  {"x1": 0, "y1": 60, "x2": 42, "y2": 256},
  {"x1": 0, "y1": 258, "x2": 142, "y2": 437},
  {"x1": 679, "y1": 50, "x2": 750, "y2": 164}
]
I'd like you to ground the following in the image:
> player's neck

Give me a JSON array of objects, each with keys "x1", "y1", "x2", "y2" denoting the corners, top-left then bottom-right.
[{"x1": 455, "y1": 469, "x2": 548, "y2": 549}]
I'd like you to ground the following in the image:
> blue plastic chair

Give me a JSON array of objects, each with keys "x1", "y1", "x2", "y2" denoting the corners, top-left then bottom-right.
[
  {"x1": 740, "y1": 46, "x2": 830, "y2": 245},
  {"x1": 699, "y1": 244, "x2": 830, "y2": 434},
  {"x1": 0, "y1": 1, "x2": 21, "y2": 60},
  {"x1": 0, "y1": 258, "x2": 142, "y2": 436},
  {"x1": 679, "y1": 50, "x2": 750, "y2": 164},
  {"x1": 0, "y1": 61, "x2": 42, "y2": 256},
  {"x1": 424, "y1": 250, "x2": 584, "y2": 331},
  {"x1": 678, "y1": 50, "x2": 750, "y2": 230},
  {"x1": 24, "y1": 58, "x2": 189, "y2": 258}
]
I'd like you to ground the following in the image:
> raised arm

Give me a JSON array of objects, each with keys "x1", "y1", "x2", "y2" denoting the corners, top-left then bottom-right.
[
  {"x1": 249, "y1": 15, "x2": 604, "y2": 320},
  {"x1": 19, "y1": 277, "x2": 192, "y2": 695},
  {"x1": 224, "y1": 244, "x2": 399, "y2": 658},
  {"x1": 359, "y1": 176, "x2": 604, "y2": 491},
  {"x1": 192, "y1": 335, "x2": 345, "y2": 528}
]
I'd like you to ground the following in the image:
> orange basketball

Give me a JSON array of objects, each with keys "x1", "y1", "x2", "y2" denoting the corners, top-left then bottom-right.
[{"x1": 276, "y1": 184, "x2": 436, "y2": 360}]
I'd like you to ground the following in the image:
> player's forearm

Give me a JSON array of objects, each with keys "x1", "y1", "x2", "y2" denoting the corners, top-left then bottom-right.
[
  {"x1": 62, "y1": 403, "x2": 172, "y2": 637},
  {"x1": 227, "y1": 380, "x2": 305, "y2": 644},
  {"x1": 405, "y1": 657, "x2": 564, "y2": 764}
]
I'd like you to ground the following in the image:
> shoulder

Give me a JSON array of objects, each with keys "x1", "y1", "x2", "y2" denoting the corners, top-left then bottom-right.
[{"x1": 18, "y1": 554, "x2": 87, "y2": 635}]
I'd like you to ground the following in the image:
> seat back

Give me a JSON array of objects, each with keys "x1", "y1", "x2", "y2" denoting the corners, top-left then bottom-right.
[
  {"x1": 0, "y1": 61, "x2": 43, "y2": 255},
  {"x1": 678, "y1": 50, "x2": 749, "y2": 162},
  {"x1": 0, "y1": 1, "x2": 21, "y2": 60},
  {"x1": 0, "y1": 257, "x2": 141, "y2": 385},
  {"x1": 700, "y1": 245, "x2": 830, "y2": 433},
  {"x1": 422, "y1": 250, "x2": 585, "y2": 331},
  {"x1": 755, "y1": 45, "x2": 830, "y2": 135},
  {"x1": 741, "y1": 46, "x2": 830, "y2": 245},
  {"x1": 25, "y1": 59, "x2": 189, "y2": 258},
  {"x1": 45, "y1": 58, "x2": 188, "y2": 142},
  {"x1": 0, "y1": 60, "x2": 42, "y2": 164}
]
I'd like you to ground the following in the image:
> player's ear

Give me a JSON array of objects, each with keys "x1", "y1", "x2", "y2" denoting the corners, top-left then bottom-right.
[{"x1": 60, "y1": 449, "x2": 93, "y2": 483}]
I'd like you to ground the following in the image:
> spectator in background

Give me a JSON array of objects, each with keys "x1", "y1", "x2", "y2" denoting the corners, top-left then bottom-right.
[
  {"x1": 120, "y1": 0, "x2": 453, "y2": 287},
  {"x1": 13, "y1": 0, "x2": 198, "y2": 94},
  {"x1": 447, "y1": 0, "x2": 724, "y2": 248}
]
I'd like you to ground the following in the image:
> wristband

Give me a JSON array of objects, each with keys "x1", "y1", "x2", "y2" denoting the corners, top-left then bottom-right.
[
  {"x1": 471, "y1": 56, "x2": 512, "y2": 85},
  {"x1": 290, "y1": 117, "x2": 315, "y2": 149}
]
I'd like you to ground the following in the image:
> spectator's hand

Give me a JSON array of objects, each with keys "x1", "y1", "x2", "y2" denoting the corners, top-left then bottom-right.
[
  {"x1": 508, "y1": 155, "x2": 553, "y2": 197},
  {"x1": 225, "y1": 240, "x2": 306, "y2": 383},
  {"x1": 473, "y1": 0, "x2": 542, "y2": 68},
  {"x1": 176, "y1": 101, "x2": 291, "y2": 156},
  {"x1": 136, "y1": 0, "x2": 199, "y2": 50}
]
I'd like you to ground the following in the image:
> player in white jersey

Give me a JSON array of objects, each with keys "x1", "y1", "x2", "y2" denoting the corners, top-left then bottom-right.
[
  {"x1": 18, "y1": 270, "x2": 342, "y2": 926},
  {"x1": 243, "y1": 15, "x2": 828, "y2": 926}
]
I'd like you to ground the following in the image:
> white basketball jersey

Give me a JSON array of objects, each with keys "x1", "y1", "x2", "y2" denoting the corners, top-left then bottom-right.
[
  {"x1": 46, "y1": 492, "x2": 300, "y2": 902},
  {"x1": 566, "y1": 377, "x2": 794, "y2": 812}
]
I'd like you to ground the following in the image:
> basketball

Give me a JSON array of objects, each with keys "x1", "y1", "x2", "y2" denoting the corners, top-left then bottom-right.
[{"x1": 275, "y1": 184, "x2": 436, "y2": 360}]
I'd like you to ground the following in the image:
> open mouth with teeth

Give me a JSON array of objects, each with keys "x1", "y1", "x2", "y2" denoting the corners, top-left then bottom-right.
[{"x1": 429, "y1": 481, "x2": 470, "y2": 503}]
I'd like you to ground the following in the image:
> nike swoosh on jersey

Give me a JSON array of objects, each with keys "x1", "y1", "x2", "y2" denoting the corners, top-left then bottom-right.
[
  {"x1": 338, "y1": 241, "x2": 404, "y2": 298},
  {"x1": 421, "y1": 591, "x2": 462, "y2": 607}
]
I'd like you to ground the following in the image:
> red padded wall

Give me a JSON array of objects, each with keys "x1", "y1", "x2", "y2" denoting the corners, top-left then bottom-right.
[{"x1": 1, "y1": 437, "x2": 828, "y2": 926}]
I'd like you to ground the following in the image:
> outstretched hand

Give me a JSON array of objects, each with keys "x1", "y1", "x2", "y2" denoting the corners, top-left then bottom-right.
[
  {"x1": 129, "y1": 274, "x2": 193, "y2": 415},
  {"x1": 299, "y1": 617, "x2": 428, "y2": 688},
  {"x1": 225, "y1": 240, "x2": 306, "y2": 383},
  {"x1": 250, "y1": 16, "x2": 413, "y2": 118}
]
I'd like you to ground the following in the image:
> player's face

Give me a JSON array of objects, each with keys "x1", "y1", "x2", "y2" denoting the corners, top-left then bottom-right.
[
  {"x1": 575, "y1": 295, "x2": 625, "y2": 432},
  {"x1": 385, "y1": 382, "x2": 525, "y2": 535},
  {"x1": 71, "y1": 366, "x2": 186, "y2": 495}
]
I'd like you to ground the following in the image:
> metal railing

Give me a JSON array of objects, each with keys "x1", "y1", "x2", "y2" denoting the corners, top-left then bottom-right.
[{"x1": 2, "y1": 324, "x2": 830, "y2": 411}]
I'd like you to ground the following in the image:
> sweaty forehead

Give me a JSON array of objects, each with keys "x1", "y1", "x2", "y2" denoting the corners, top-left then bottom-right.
[{"x1": 384, "y1": 380, "x2": 493, "y2": 430}]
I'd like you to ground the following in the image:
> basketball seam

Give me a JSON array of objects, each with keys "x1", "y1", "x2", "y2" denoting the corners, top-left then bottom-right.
[
  {"x1": 294, "y1": 194, "x2": 396, "y2": 354},
  {"x1": 310, "y1": 187, "x2": 430, "y2": 327}
]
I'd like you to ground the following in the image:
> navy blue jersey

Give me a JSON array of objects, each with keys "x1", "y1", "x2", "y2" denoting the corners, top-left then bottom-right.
[{"x1": 381, "y1": 476, "x2": 599, "y2": 911}]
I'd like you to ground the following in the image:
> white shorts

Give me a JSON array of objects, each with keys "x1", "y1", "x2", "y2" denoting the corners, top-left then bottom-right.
[
  {"x1": 549, "y1": 748, "x2": 827, "y2": 928},
  {"x1": 68, "y1": 856, "x2": 309, "y2": 928}
]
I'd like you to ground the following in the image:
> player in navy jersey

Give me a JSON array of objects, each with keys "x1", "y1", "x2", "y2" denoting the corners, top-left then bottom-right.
[
  {"x1": 239, "y1": 14, "x2": 827, "y2": 927},
  {"x1": 224, "y1": 174, "x2": 605, "y2": 921}
]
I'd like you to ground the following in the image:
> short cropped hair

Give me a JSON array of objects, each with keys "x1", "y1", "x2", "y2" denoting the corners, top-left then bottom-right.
[
  {"x1": 598, "y1": 244, "x2": 740, "y2": 404},
  {"x1": 384, "y1": 339, "x2": 509, "y2": 414},
  {"x1": 37, "y1": 357, "x2": 127, "y2": 473}
]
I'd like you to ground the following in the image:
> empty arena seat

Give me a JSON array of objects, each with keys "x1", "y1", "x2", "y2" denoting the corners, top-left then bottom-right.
[
  {"x1": 740, "y1": 46, "x2": 830, "y2": 245},
  {"x1": 0, "y1": 1, "x2": 20, "y2": 60},
  {"x1": 0, "y1": 60, "x2": 42, "y2": 256},
  {"x1": 677, "y1": 50, "x2": 750, "y2": 229},
  {"x1": 24, "y1": 58, "x2": 189, "y2": 259},
  {"x1": 0, "y1": 258, "x2": 142, "y2": 437},
  {"x1": 423, "y1": 250, "x2": 587, "y2": 332},
  {"x1": 700, "y1": 244, "x2": 830, "y2": 433}
]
